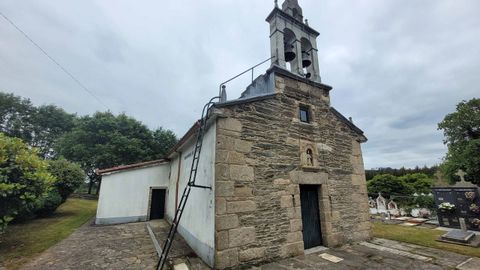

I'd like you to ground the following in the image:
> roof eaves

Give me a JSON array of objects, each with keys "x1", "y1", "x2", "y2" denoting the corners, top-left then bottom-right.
[
  {"x1": 96, "y1": 159, "x2": 169, "y2": 176},
  {"x1": 165, "y1": 121, "x2": 200, "y2": 158},
  {"x1": 329, "y1": 107, "x2": 367, "y2": 142}
]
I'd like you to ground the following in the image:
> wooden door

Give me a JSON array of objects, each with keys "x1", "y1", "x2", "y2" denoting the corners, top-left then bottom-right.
[
  {"x1": 150, "y1": 189, "x2": 166, "y2": 220},
  {"x1": 300, "y1": 185, "x2": 323, "y2": 249}
]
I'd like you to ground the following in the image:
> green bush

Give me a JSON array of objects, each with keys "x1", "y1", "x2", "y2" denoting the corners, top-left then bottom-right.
[
  {"x1": 34, "y1": 190, "x2": 63, "y2": 217},
  {"x1": 13, "y1": 203, "x2": 38, "y2": 222},
  {"x1": 367, "y1": 174, "x2": 415, "y2": 206},
  {"x1": 400, "y1": 173, "x2": 434, "y2": 194},
  {"x1": 0, "y1": 133, "x2": 55, "y2": 230},
  {"x1": 367, "y1": 174, "x2": 415, "y2": 197},
  {"x1": 48, "y1": 158, "x2": 86, "y2": 202},
  {"x1": 414, "y1": 195, "x2": 435, "y2": 209}
]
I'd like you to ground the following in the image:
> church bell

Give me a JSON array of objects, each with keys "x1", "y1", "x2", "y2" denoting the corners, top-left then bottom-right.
[
  {"x1": 284, "y1": 44, "x2": 296, "y2": 62},
  {"x1": 302, "y1": 51, "x2": 311, "y2": 68}
]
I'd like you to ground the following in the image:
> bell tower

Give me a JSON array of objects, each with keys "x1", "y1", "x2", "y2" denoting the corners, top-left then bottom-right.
[{"x1": 267, "y1": 0, "x2": 321, "y2": 82}]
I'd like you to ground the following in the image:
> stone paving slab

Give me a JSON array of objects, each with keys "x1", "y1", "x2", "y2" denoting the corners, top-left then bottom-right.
[
  {"x1": 148, "y1": 220, "x2": 194, "y2": 259},
  {"x1": 456, "y1": 257, "x2": 480, "y2": 270},
  {"x1": 22, "y1": 220, "x2": 159, "y2": 270},
  {"x1": 17, "y1": 219, "x2": 480, "y2": 270},
  {"x1": 21, "y1": 219, "x2": 203, "y2": 270},
  {"x1": 371, "y1": 238, "x2": 471, "y2": 268},
  {"x1": 253, "y1": 238, "x2": 477, "y2": 270}
]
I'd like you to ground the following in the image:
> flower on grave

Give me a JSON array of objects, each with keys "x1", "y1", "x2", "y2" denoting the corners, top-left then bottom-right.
[
  {"x1": 473, "y1": 219, "x2": 480, "y2": 227},
  {"x1": 418, "y1": 208, "x2": 431, "y2": 218},
  {"x1": 465, "y1": 192, "x2": 476, "y2": 200},
  {"x1": 438, "y1": 202, "x2": 456, "y2": 210},
  {"x1": 469, "y1": 204, "x2": 480, "y2": 213}
]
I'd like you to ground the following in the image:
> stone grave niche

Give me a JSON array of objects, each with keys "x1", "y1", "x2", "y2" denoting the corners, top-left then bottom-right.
[
  {"x1": 375, "y1": 193, "x2": 387, "y2": 214},
  {"x1": 432, "y1": 187, "x2": 480, "y2": 231},
  {"x1": 387, "y1": 200, "x2": 399, "y2": 216}
]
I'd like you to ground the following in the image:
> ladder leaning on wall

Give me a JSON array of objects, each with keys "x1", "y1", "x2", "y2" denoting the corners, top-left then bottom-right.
[{"x1": 156, "y1": 96, "x2": 219, "y2": 270}]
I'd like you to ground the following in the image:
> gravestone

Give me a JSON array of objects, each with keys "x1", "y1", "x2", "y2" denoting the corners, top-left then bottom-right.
[
  {"x1": 432, "y1": 169, "x2": 480, "y2": 231},
  {"x1": 387, "y1": 200, "x2": 399, "y2": 216},
  {"x1": 376, "y1": 193, "x2": 387, "y2": 214},
  {"x1": 453, "y1": 170, "x2": 478, "y2": 188},
  {"x1": 368, "y1": 197, "x2": 378, "y2": 214},
  {"x1": 368, "y1": 197, "x2": 376, "y2": 208},
  {"x1": 387, "y1": 200, "x2": 398, "y2": 210},
  {"x1": 441, "y1": 218, "x2": 476, "y2": 244},
  {"x1": 460, "y1": 217, "x2": 467, "y2": 231}
]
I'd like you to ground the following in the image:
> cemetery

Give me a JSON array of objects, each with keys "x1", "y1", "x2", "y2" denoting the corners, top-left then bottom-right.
[{"x1": 370, "y1": 170, "x2": 480, "y2": 250}]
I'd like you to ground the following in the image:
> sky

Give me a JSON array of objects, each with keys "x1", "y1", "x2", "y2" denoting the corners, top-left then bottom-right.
[{"x1": 0, "y1": 0, "x2": 479, "y2": 169}]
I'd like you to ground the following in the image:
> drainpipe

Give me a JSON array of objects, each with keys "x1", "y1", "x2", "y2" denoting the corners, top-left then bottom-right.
[{"x1": 175, "y1": 151, "x2": 182, "y2": 218}]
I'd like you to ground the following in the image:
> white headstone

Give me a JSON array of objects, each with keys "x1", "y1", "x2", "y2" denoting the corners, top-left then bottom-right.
[{"x1": 376, "y1": 193, "x2": 387, "y2": 213}]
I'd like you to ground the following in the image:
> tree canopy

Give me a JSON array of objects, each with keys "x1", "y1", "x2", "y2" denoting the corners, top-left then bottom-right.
[
  {"x1": 0, "y1": 133, "x2": 55, "y2": 230},
  {"x1": 399, "y1": 173, "x2": 434, "y2": 194},
  {"x1": 0, "y1": 92, "x2": 76, "y2": 158},
  {"x1": 48, "y1": 158, "x2": 86, "y2": 202},
  {"x1": 365, "y1": 165, "x2": 438, "y2": 180},
  {"x1": 438, "y1": 98, "x2": 480, "y2": 184},
  {"x1": 55, "y1": 112, "x2": 177, "y2": 176},
  {"x1": 367, "y1": 174, "x2": 415, "y2": 197}
]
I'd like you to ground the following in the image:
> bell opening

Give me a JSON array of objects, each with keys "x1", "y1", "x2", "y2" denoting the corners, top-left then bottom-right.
[
  {"x1": 302, "y1": 51, "x2": 312, "y2": 68},
  {"x1": 285, "y1": 45, "x2": 296, "y2": 62}
]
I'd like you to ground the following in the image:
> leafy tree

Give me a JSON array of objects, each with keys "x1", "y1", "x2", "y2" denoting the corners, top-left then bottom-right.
[
  {"x1": 0, "y1": 92, "x2": 34, "y2": 142},
  {"x1": 48, "y1": 158, "x2": 86, "y2": 201},
  {"x1": 55, "y1": 112, "x2": 177, "y2": 193},
  {"x1": 152, "y1": 127, "x2": 177, "y2": 158},
  {"x1": 438, "y1": 98, "x2": 480, "y2": 184},
  {"x1": 399, "y1": 173, "x2": 434, "y2": 194},
  {"x1": 31, "y1": 105, "x2": 77, "y2": 158},
  {"x1": 367, "y1": 174, "x2": 414, "y2": 205},
  {"x1": 0, "y1": 133, "x2": 55, "y2": 230},
  {"x1": 414, "y1": 195, "x2": 435, "y2": 209},
  {"x1": 0, "y1": 92, "x2": 77, "y2": 158},
  {"x1": 367, "y1": 174, "x2": 415, "y2": 196}
]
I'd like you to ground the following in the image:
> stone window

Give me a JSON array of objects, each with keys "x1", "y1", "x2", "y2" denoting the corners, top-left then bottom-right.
[{"x1": 299, "y1": 106, "x2": 310, "y2": 123}]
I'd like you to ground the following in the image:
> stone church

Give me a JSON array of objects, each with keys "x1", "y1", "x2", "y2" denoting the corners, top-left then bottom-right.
[{"x1": 96, "y1": 0, "x2": 371, "y2": 269}]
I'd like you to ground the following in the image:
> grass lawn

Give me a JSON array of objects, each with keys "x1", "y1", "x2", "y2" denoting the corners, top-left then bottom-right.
[
  {"x1": 373, "y1": 221, "x2": 480, "y2": 257},
  {"x1": 0, "y1": 198, "x2": 97, "y2": 270}
]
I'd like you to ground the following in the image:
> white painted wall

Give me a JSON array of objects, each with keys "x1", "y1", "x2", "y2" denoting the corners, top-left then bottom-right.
[
  {"x1": 96, "y1": 163, "x2": 170, "y2": 224},
  {"x1": 167, "y1": 156, "x2": 180, "y2": 220},
  {"x1": 167, "y1": 123, "x2": 216, "y2": 267}
]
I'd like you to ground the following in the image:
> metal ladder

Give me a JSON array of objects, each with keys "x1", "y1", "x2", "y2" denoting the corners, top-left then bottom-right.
[{"x1": 156, "y1": 96, "x2": 219, "y2": 270}]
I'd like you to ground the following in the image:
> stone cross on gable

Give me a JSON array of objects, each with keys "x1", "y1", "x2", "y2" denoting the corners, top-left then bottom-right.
[{"x1": 456, "y1": 169, "x2": 467, "y2": 182}]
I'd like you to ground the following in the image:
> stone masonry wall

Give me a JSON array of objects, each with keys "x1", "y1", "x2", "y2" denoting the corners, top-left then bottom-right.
[{"x1": 214, "y1": 73, "x2": 371, "y2": 269}]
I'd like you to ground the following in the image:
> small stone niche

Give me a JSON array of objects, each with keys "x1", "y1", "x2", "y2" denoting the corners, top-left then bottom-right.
[{"x1": 300, "y1": 141, "x2": 320, "y2": 171}]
